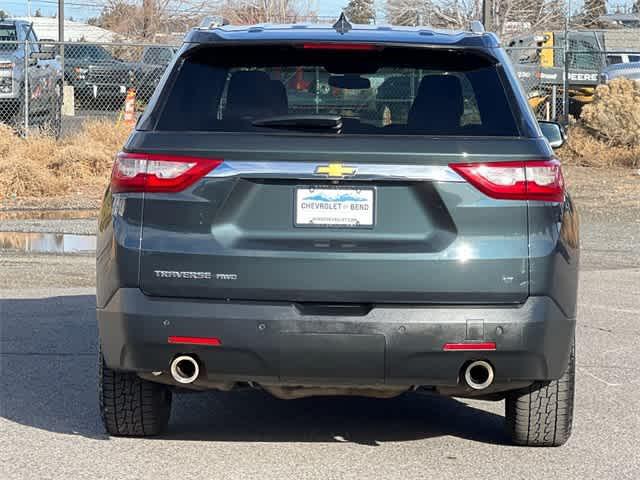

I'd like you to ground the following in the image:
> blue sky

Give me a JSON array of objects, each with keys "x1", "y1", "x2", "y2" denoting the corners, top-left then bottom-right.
[{"x1": 318, "y1": 0, "x2": 351, "y2": 16}]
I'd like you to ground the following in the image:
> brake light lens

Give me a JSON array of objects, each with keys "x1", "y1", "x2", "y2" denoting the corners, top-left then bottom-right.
[
  {"x1": 111, "y1": 152, "x2": 223, "y2": 193},
  {"x1": 168, "y1": 336, "x2": 222, "y2": 346},
  {"x1": 443, "y1": 342, "x2": 497, "y2": 351},
  {"x1": 302, "y1": 43, "x2": 381, "y2": 51},
  {"x1": 449, "y1": 160, "x2": 564, "y2": 202}
]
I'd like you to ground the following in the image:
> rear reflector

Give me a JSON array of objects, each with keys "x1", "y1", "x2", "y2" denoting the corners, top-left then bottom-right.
[
  {"x1": 449, "y1": 160, "x2": 564, "y2": 202},
  {"x1": 443, "y1": 342, "x2": 497, "y2": 351},
  {"x1": 168, "y1": 336, "x2": 222, "y2": 346},
  {"x1": 302, "y1": 43, "x2": 381, "y2": 51},
  {"x1": 111, "y1": 152, "x2": 223, "y2": 193}
]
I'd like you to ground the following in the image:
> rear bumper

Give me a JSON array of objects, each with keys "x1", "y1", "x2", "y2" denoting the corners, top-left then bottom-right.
[{"x1": 98, "y1": 289, "x2": 575, "y2": 393}]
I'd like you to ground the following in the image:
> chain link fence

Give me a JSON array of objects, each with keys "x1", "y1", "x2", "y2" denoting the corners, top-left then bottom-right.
[
  {"x1": 0, "y1": 38, "x2": 633, "y2": 138},
  {"x1": 0, "y1": 40, "x2": 178, "y2": 138},
  {"x1": 506, "y1": 41, "x2": 637, "y2": 123}
]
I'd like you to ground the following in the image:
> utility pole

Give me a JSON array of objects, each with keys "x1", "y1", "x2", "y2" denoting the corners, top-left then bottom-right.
[
  {"x1": 482, "y1": 0, "x2": 492, "y2": 31},
  {"x1": 142, "y1": 0, "x2": 153, "y2": 40},
  {"x1": 58, "y1": 0, "x2": 64, "y2": 79},
  {"x1": 563, "y1": 0, "x2": 571, "y2": 123}
]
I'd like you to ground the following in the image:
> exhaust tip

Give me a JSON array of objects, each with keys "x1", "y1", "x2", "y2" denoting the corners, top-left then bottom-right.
[
  {"x1": 170, "y1": 355, "x2": 200, "y2": 384},
  {"x1": 464, "y1": 360, "x2": 494, "y2": 390}
]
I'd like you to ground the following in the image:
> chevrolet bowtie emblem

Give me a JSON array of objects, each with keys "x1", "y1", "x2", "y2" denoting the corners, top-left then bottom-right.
[{"x1": 314, "y1": 163, "x2": 357, "y2": 178}]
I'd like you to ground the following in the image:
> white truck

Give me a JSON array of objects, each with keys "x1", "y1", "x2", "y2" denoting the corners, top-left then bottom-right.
[{"x1": 0, "y1": 19, "x2": 63, "y2": 136}]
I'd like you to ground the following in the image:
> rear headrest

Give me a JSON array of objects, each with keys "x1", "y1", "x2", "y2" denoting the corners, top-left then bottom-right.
[
  {"x1": 226, "y1": 71, "x2": 287, "y2": 119},
  {"x1": 268, "y1": 80, "x2": 288, "y2": 116},
  {"x1": 408, "y1": 75, "x2": 464, "y2": 132}
]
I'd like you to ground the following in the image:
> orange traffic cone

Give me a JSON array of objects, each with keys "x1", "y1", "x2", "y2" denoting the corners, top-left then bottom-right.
[{"x1": 123, "y1": 88, "x2": 137, "y2": 126}]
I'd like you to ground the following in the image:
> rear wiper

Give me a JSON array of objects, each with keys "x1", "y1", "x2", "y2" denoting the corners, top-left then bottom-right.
[{"x1": 251, "y1": 115, "x2": 343, "y2": 132}]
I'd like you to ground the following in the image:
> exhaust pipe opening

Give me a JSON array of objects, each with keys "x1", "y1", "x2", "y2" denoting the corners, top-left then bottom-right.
[
  {"x1": 464, "y1": 360, "x2": 494, "y2": 390},
  {"x1": 170, "y1": 355, "x2": 200, "y2": 384}
]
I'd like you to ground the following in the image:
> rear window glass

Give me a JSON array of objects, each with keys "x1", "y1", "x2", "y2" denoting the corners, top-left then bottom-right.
[
  {"x1": 156, "y1": 45, "x2": 519, "y2": 136},
  {"x1": 0, "y1": 25, "x2": 18, "y2": 51}
]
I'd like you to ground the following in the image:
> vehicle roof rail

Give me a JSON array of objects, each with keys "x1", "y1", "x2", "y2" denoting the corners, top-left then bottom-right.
[{"x1": 470, "y1": 21, "x2": 485, "y2": 34}]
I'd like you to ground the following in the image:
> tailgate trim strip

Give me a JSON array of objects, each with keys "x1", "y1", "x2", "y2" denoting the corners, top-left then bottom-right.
[{"x1": 206, "y1": 161, "x2": 465, "y2": 182}]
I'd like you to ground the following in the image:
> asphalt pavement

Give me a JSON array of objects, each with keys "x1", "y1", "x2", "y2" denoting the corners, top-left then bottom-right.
[{"x1": 0, "y1": 213, "x2": 639, "y2": 479}]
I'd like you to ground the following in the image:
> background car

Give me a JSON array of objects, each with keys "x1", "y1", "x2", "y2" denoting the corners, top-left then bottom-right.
[
  {"x1": 600, "y1": 61, "x2": 640, "y2": 84},
  {"x1": 135, "y1": 45, "x2": 178, "y2": 102},
  {"x1": 606, "y1": 52, "x2": 640, "y2": 65},
  {"x1": 63, "y1": 44, "x2": 138, "y2": 109},
  {"x1": 0, "y1": 19, "x2": 62, "y2": 136}
]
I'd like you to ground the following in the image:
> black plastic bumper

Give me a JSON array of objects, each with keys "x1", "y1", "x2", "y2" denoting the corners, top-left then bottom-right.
[{"x1": 98, "y1": 289, "x2": 575, "y2": 390}]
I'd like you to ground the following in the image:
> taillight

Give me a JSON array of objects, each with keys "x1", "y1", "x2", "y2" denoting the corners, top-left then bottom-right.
[
  {"x1": 302, "y1": 43, "x2": 381, "y2": 51},
  {"x1": 449, "y1": 159, "x2": 564, "y2": 202},
  {"x1": 111, "y1": 152, "x2": 223, "y2": 193}
]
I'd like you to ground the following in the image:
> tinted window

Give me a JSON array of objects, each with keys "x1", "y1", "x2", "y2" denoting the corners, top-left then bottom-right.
[
  {"x1": 607, "y1": 55, "x2": 623, "y2": 65},
  {"x1": 0, "y1": 25, "x2": 17, "y2": 52},
  {"x1": 157, "y1": 45, "x2": 519, "y2": 137},
  {"x1": 0, "y1": 24, "x2": 17, "y2": 40}
]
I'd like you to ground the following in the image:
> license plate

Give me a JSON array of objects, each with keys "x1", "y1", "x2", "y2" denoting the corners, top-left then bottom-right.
[{"x1": 295, "y1": 187, "x2": 374, "y2": 227}]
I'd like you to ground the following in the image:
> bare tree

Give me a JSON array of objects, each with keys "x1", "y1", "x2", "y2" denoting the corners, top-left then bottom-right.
[
  {"x1": 386, "y1": 0, "x2": 433, "y2": 25},
  {"x1": 385, "y1": 0, "x2": 564, "y2": 37},
  {"x1": 214, "y1": 0, "x2": 316, "y2": 24},
  {"x1": 94, "y1": 0, "x2": 209, "y2": 40},
  {"x1": 344, "y1": 0, "x2": 377, "y2": 24},
  {"x1": 580, "y1": 0, "x2": 607, "y2": 27}
]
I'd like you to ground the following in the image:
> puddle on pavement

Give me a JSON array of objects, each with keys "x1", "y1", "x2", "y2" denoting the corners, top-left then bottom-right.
[
  {"x1": 0, "y1": 232, "x2": 96, "y2": 254},
  {"x1": 0, "y1": 209, "x2": 98, "y2": 221}
]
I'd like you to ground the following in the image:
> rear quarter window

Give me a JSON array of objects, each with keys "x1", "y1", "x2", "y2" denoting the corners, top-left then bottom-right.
[{"x1": 156, "y1": 45, "x2": 520, "y2": 137}]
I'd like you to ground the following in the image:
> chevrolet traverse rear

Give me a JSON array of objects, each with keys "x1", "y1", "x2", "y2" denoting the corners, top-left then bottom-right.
[{"x1": 97, "y1": 20, "x2": 579, "y2": 446}]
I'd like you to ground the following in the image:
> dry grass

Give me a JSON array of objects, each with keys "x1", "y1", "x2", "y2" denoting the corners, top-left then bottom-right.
[
  {"x1": 0, "y1": 120, "x2": 131, "y2": 199},
  {"x1": 559, "y1": 78, "x2": 640, "y2": 168},
  {"x1": 559, "y1": 124, "x2": 640, "y2": 168},
  {"x1": 580, "y1": 78, "x2": 640, "y2": 147}
]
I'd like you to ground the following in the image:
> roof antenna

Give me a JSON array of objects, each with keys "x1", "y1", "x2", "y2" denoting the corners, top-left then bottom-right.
[{"x1": 333, "y1": 12, "x2": 352, "y2": 35}]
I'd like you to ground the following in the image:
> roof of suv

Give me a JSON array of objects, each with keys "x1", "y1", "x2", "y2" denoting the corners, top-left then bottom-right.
[{"x1": 184, "y1": 23, "x2": 499, "y2": 49}]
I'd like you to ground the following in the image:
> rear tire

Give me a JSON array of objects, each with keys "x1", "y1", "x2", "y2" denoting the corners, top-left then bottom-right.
[
  {"x1": 99, "y1": 351, "x2": 172, "y2": 436},
  {"x1": 505, "y1": 340, "x2": 575, "y2": 447}
]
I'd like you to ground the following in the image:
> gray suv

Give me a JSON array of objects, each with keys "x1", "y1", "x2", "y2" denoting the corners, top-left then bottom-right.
[
  {"x1": 97, "y1": 20, "x2": 578, "y2": 447},
  {"x1": 0, "y1": 20, "x2": 62, "y2": 136}
]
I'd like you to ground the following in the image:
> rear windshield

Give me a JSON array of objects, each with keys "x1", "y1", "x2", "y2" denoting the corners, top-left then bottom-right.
[
  {"x1": 0, "y1": 25, "x2": 18, "y2": 51},
  {"x1": 156, "y1": 45, "x2": 519, "y2": 136}
]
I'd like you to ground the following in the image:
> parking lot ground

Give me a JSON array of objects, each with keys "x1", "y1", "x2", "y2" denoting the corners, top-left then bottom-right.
[{"x1": 1, "y1": 213, "x2": 639, "y2": 480}]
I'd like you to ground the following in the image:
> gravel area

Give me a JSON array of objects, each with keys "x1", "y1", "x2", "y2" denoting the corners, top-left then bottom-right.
[{"x1": 0, "y1": 218, "x2": 97, "y2": 235}]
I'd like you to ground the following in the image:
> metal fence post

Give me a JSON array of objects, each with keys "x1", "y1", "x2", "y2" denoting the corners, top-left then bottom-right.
[
  {"x1": 563, "y1": 44, "x2": 570, "y2": 124},
  {"x1": 23, "y1": 39, "x2": 29, "y2": 136}
]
